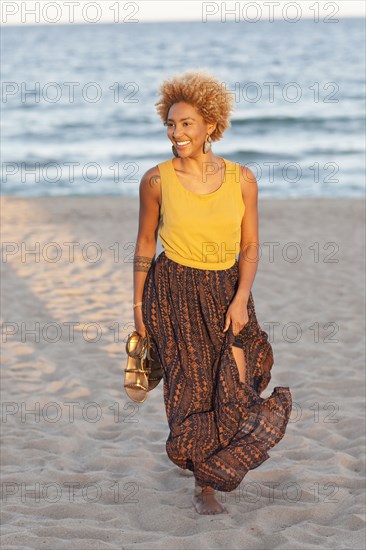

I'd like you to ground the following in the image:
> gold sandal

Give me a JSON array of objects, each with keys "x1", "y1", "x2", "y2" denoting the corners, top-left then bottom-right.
[{"x1": 124, "y1": 331, "x2": 149, "y2": 403}]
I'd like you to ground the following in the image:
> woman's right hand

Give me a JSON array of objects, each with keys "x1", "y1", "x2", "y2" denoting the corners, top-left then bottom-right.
[{"x1": 133, "y1": 307, "x2": 147, "y2": 338}]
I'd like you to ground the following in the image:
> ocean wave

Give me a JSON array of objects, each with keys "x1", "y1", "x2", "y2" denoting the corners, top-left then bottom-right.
[
  {"x1": 2, "y1": 18, "x2": 364, "y2": 198},
  {"x1": 231, "y1": 115, "x2": 363, "y2": 126}
]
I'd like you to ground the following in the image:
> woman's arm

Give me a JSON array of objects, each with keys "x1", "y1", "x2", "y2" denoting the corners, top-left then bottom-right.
[
  {"x1": 133, "y1": 167, "x2": 161, "y2": 315},
  {"x1": 235, "y1": 165, "x2": 259, "y2": 304},
  {"x1": 223, "y1": 165, "x2": 259, "y2": 334}
]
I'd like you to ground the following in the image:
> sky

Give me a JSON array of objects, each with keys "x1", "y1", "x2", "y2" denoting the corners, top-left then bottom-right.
[{"x1": 1, "y1": 0, "x2": 365, "y2": 25}]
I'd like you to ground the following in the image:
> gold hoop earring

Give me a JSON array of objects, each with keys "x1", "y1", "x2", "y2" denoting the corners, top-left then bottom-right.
[
  {"x1": 172, "y1": 145, "x2": 179, "y2": 158},
  {"x1": 203, "y1": 135, "x2": 212, "y2": 154}
]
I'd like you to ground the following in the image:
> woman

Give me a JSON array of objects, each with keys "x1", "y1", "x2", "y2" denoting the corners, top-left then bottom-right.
[{"x1": 133, "y1": 70, "x2": 292, "y2": 515}]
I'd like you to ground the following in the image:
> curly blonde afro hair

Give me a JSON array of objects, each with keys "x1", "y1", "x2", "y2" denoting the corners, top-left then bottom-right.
[{"x1": 154, "y1": 69, "x2": 235, "y2": 142}]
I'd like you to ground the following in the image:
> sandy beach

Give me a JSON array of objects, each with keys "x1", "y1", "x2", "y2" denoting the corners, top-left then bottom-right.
[{"x1": 1, "y1": 195, "x2": 365, "y2": 550}]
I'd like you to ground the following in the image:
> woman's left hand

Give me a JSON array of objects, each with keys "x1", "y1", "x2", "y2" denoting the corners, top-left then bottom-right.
[{"x1": 223, "y1": 296, "x2": 249, "y2": 336}]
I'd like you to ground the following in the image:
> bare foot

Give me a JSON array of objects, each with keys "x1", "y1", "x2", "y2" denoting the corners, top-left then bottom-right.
[{"x1": 192, "y1": 483, "x2": 227, "y2": 515}]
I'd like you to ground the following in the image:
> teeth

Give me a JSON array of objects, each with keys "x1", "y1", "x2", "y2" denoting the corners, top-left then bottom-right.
[{"x1": 177, "y1": 141, "x2": 190, "y2": 146}]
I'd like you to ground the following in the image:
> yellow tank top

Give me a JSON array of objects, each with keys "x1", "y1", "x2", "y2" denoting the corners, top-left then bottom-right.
[{"x1": 157, "y1": 158, "x2": 245, "y2": 270}]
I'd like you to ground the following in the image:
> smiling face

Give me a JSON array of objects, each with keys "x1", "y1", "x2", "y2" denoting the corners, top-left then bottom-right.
[{"x1": 166, "y1": 102, "x2": 216, "y2": 158}]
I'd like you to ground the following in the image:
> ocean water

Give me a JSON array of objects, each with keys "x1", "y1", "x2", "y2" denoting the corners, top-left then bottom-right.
[{"x1": 1, "y1": 18, "x2": 365, "y2": 198}]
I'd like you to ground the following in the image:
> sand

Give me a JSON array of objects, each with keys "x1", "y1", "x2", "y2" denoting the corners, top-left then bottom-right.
[{"x1": 1, "y1": 196, "x2": 365, "y2": 550}]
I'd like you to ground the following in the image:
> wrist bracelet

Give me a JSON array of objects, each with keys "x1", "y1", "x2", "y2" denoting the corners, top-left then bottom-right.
[{"x1": 133, "y1": 301, "x2": 143, "y2": 308}]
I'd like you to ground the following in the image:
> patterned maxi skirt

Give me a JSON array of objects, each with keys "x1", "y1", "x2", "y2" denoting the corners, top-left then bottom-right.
[{"x1": 142, "y1": 251, "x2": 292, "y2": 493}]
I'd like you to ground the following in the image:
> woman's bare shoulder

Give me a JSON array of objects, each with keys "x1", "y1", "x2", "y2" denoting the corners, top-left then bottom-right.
[
  {"x1": 141, "y1": 164, "x2": 161, "y2": 184},
  {"x1": 236, "y1": 163, "x2": 258, "y2": 203},
  {"x1": 140, "y1": 165, "x2": 162, "y2": 204}
]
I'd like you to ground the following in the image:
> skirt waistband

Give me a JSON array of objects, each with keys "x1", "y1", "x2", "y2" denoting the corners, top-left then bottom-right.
[{"x1": 155, "y1": 251, "x2": 238, "y2": 274}]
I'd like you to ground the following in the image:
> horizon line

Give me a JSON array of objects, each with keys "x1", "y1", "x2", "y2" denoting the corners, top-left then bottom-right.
[{"x1": 2, "y1": 14, "x2": 365, "y2": 27}]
